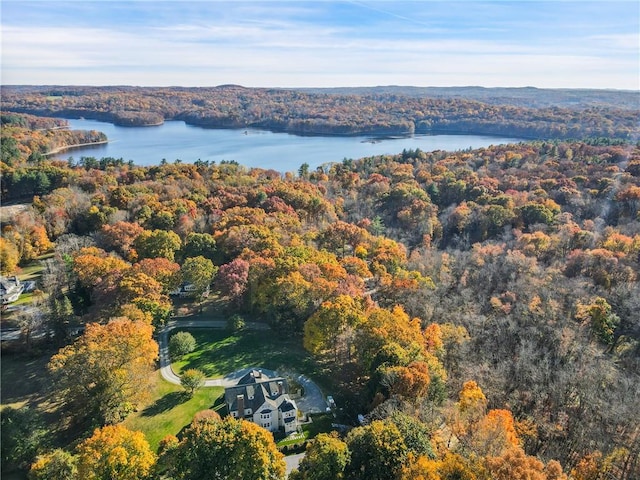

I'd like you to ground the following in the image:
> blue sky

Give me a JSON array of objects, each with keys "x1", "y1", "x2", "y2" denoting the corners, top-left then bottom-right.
[{"x1": 1, "y1": 1, "x2": 638, "y2": 89}]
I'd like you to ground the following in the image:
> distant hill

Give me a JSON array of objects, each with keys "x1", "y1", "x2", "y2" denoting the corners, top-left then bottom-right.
[
  {"x1": 295, "y1": 85, "x2": 639, "y2": 110},
  {"x1": 2, "y1": 85, "x2": 638, "y2": 140}
]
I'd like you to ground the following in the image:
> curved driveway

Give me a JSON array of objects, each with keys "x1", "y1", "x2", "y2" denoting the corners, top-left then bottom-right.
[
  {"x1": 157, "y1": 319, "x2": 327, "y2": 413},
  {"x1": 158, "y1": 319, "x2": 269, "y2": 387}
]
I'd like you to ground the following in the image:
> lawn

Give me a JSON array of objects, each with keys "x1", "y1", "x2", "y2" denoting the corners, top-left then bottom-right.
[
  {"x1": 171, "y1": 329, "x2": 317, "y2": 379},
  {"x1": 123, "y1": 371, "x2": 224, "y2": 451},
  {"x1": 1, "y1": 351, "x2": 225, "y2": 456},
  {"x1": 0, "y1": 350, "x2": 55, "y2": 409},
  {"x1": 18, "y1": 257, "x2": 48, "y2": 281}
]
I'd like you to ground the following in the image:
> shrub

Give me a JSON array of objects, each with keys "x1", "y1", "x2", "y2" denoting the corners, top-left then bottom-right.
[
  {"x1": 227, "y1": 314, "x2": 246, "y2": 333},
  {"x1": 169, "y1": 331, "x2": 196, "y2": 359}
]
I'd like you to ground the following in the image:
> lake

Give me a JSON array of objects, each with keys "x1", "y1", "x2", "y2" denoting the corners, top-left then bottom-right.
[{"x1": 54, "y1": 118, "x2": 523, "y2": 172}]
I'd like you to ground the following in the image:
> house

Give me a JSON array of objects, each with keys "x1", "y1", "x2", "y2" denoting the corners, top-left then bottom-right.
[
  {"x1": 224, "y1": 369, "x2": 298, "y2": 434},
  {"x1": 168, "y1": 283, "x2": 209, "y2": 298},
  {"x1": 0, "y1": 276, "x2": 24, "y2": 305}
]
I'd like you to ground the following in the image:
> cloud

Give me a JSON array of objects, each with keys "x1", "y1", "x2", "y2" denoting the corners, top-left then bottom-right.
[{"x1": 1, "y1": 1, "x2": 638, "y2": 89}]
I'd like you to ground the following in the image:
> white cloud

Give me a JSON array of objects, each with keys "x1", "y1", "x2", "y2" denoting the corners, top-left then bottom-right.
[{"x1": 1, "y1": 1, "x2": 638, "y2": 89}]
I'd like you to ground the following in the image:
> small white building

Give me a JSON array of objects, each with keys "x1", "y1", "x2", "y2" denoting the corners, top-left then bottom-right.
[
  {"x1": 168, "y1": 283, "x2": 208, "y2": 298},
  {"x1": 0, "y1": 276, "x2": 24, "y2": 305},
  {"x1": 224, "y1": 370, "x2": 298, "y2": 434}
]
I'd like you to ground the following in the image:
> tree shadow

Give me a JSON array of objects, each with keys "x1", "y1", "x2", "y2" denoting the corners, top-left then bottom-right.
[{"x1": 141, "y1": 391, "x2": 186, "y2": 417}]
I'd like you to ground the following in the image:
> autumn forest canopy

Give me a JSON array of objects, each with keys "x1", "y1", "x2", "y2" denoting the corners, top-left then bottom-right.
[
  {"x1": 1, "y1": 84, "x2": 639, "y2": 139},
  {"x1": 1, "y1": 85, "x2": 639, "y2": 480}
]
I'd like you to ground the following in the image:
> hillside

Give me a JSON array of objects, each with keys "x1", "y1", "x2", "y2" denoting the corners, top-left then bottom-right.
[
  {"x1": 1, "y1": 85, "x2": 638, "y2": 140},
  {"x1": 1, "y1": 112, "x2": 638, "y2": 478}
]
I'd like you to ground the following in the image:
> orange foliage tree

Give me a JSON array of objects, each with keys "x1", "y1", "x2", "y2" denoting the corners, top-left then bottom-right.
[{"x1": 48, "y1": 318, "x2": 158, "y2": 424}]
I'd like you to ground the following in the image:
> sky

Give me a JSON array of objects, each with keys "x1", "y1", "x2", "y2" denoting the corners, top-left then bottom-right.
[{"x1": 1, "y1": 0, "x2": 639, "y2": 89}]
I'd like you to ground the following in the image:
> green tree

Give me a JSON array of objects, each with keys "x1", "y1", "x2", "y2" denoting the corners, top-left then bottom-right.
[
  {"x1": 1, "y1": 407, "x2": 47, "y2": 473},
  {"x1": 390, "y1": 412, "x2": 436, "y2": 460},
  {"x1": 293, "y1": 432, "x2": 350, "y2": 480},
  {"x1": 346, "y1": 420, "x2": 408, "y2": 480},
  {"x1": 76, "y1": 425, "x2": 156, "y2": 480},
  {"x1": 517, "y1": 203, "x2": 555, "y2": 228},
  {"x1": 28, "y1": 449, "x2": 77, "y2": 480},
  {"x1": 575, "y1": 297, "x2": 620, "y2": 346},
  {"x1": 227, "y1": 313, "x2": 246, "y2": 332},
  {"x1": 298, "y1": 162, "x2": 310, "y2": 179},
  {"x1": 181, "y1": 369, "x2": 206, "y2": 396},
  {"x1": 134, "y1": 229, "x2": 182, "y2": 261},
  {"x1": 179, "y1": 232, "x2": 217, "y2": 261},
  {"x1": 1, "y1": 135, "x2": 21, "y2": 164},
  {"x1": 171, "y1": 416, "x2": 286, "y2": 480},
  {"x1": 169, "y1": 331, "x2": 197, "y2": 359},
  {"x1": 48, "y1": 295, "x2": 74, "y2": 344},
  {"x1": 180, "y1": 255, "x2": 217, "y2": 298}
]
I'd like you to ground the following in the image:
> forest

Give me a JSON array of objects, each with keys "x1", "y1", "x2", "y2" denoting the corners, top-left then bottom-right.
[
  {"x1": 1, "y1": 110, "x2": 639, "y2": 480},
  {"x1": 1, "y1": 85, "x2": 638, "y2": 139}
]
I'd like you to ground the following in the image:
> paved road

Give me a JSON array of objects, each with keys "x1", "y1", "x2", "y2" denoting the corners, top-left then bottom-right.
[
  {"x1": 0, "y1": 328, "x2": 21, "y2": 341},
  {"x1": 158, "y1": 319, "x2": 328, "y2": 414},
  {"x1": 284, "y1": 453, "x2": 305, "y2": 477}
]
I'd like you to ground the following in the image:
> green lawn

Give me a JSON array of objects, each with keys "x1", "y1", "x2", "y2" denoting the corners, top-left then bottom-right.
[
  {"x1": 0, "y1": 351, "x2": 54, "y2": 409},
  {"x1": 171, "y1": 329, "x2": 317, "y2": 379},
  {"x1": 1, "y1": 351, "x2": 226, "y2": 455},
  {"x1": 123, "y1": 372, "x2": 224, "y2": 451},
  {"x1": 18, "y1": 261, "x2": 45, "y2": 281}
]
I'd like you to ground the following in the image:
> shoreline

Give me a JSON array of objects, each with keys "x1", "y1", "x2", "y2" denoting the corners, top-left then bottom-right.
[{"x1": 44, "y1": 140, "x2": 109, "y2": 156}]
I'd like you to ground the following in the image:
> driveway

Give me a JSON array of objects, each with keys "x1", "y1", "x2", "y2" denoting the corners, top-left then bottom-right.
[
  {"x1": 279, "y1": 370, "x2": 327, "y2": 414},
  {"x1": 157, "y1": 318, "x2": 328, "y2": 413},
  {"x1": 284, "y1": 453, "x2": 305, "y2": 477},
  {"x1": 158, "y1": 319, "x2": 269, "y2": 387}
]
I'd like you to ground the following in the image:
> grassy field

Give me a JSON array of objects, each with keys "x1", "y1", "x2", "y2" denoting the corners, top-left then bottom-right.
[
  {"x1": 17, "y1": 256, "x2": 51, "y2": 281},
  {"x1": 1, "y1": 350, "x2": 225, "y2": 455},
  {"x1": 171, "y1": 328, "x2": 317, "y2": 379},
  {"x1": 1, "y1": 351, "x2": 54, "y2": 409},
  {"x1": 123, "y1": 372, "x2": 224, "y2": 451},
  {"x1": 125, "y1": 326, "x2": 327, "y2": 452}
]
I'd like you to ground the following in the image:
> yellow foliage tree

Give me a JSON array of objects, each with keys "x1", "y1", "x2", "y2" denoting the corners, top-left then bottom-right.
[
  {"x1": 48, "y1": 318, "x2": 158, "y2": 424},
  {"x1": 471, "y1": 409, "x2": 520, "y2": 457},
  {"x1": 0, "y1": 237, "x2": 19, "y2": 275},
  {"x1": 76, "y1": 425, "x2": 156, "y2": 480}
]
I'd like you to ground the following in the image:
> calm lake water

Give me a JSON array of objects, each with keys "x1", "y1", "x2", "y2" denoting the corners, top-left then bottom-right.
[{"x1": 55, "y1": 118, "x2": 523, "y2": 172}]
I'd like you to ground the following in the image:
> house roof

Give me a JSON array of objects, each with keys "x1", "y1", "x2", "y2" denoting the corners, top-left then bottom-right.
[
  {"x1": 0, "y1": 276, "x2": 21, "y2": 294},
  {"x1": 237, "y1": 369, "x2": 269, "y2": 385},
  {"x1": 280, "y1": 400, "x2": 296, "y2": 412},
  {"x1": 225, "y1": 374, "x2": 293, "y2": 415}
]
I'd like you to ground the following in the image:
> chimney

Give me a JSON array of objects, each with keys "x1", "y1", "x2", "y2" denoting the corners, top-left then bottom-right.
[
  {"x1": 236, "y1": 394, "x2": 245, "y2": 418},
  {"x1": 277, "y1": 381, "x2": 283, "y2": 395}
]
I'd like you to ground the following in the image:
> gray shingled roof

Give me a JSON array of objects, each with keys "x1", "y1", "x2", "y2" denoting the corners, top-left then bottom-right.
[{"x1": 224, "y1": 371, "x2": 292, "y2": 416}]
